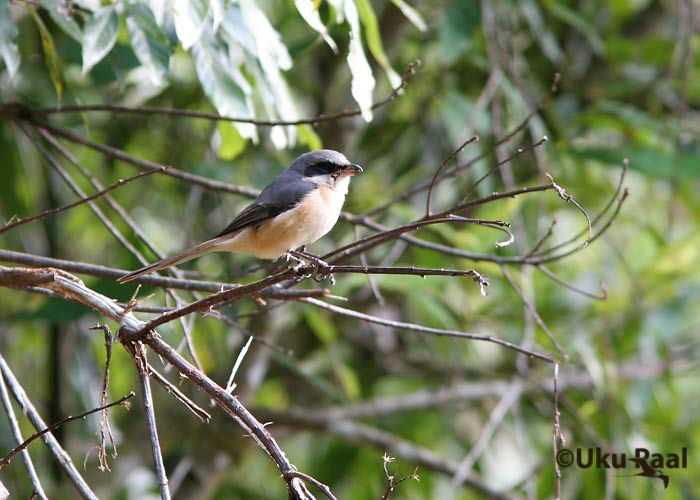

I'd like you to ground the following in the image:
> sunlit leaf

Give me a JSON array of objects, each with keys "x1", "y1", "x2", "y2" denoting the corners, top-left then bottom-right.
[
  {"x1": 295, "y1": 0, "x2": 339, "y2": 53},
  {"x1": 82, "y1": 6, "x2": 119, "y2": 75},
  {"x1": 126, "y1": 4, "x2": 170, "y2": 85},
  {"x1": 173, "y1": 0, "x2": 209, "y2": 49},
  {"x1": 217, "y1": 122, "x2": 246, "y2": 160},
  {"x1": 344, "y1": 0, "x2": 376, "y2": 121},
  {"x1": 29, "y1": 8, "x2": 63, "y2": 102},
  {"x1": 297, "y1": 124, "x2": 323, "y2": 151},
  {"x1": 0, "y1": 0, "x2": 20, "y2": 77},
  {"x1": 236, "y1": 3, "x2": 298, "y2": 147},
  {"x1": 390, "y1": 0, "x2": 427, "y2": 32},
  {"x1": 191, "y1": 38, "x2": 257, "y2": 140},
  {"x1": 354, "y1": 0, "x2": 400, "y2": 87}
]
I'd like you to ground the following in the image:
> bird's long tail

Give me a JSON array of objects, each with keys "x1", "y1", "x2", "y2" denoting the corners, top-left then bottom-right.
[{"x1": 117, "y1": 237, "x2": 225, "y2": 283}]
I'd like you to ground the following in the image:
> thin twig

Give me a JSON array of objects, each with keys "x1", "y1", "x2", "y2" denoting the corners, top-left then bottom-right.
[
  {"x1": 147, "y1": 365, "x2": 211, "y2": 422},
  {"x1": 0, "y1": 353, "x2": 100, "y2": 499},
  {"x1": 33, "y1": 60, "x2": 421, "y2": 126},
  {"x1": 500, "y1": 265, "x2": 569, "y2": 359},
  {"x1": 0, "y1": 167, "x2": 168, "y2": 235},
  {"x1": 425, "y1": 135, "x2": 479, "y2": 216},
  {"x1": 90, "y1": 324, "x2": 118, "y2": 471},
  {"x1": 284, "y1": 471, "x2": 338, "y2": 500},
  {"x1": 0, "y1": 371, "x2": 49, "y2": 499},
  {"x1": 303, "y1": 297, "x2": 556, "y2": 363},
  {"x1": 0, "y1": 392, "x2": 134, "y2": 468}
]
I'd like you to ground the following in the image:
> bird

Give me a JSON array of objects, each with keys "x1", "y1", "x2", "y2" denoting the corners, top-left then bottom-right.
[
  {"x1": 117, "y1": 150, "x2": 362, "y2": 283},
  {"x1": 626, "y1": 457, "x2": 670, "y2": 489}
]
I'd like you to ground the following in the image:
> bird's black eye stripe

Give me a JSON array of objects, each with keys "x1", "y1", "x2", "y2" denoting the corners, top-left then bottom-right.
[{"x1": 304, "y1": 161, "x2": 342, "y2": 177}]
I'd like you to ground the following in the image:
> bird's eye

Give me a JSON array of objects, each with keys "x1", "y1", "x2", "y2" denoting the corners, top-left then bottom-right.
[{"x1": 331, "y1": 172, "x2": 339, "y2": 181}]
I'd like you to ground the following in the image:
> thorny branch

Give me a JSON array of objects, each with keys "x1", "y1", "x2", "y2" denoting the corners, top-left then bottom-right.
[
  {"x1": 0, "y1": 66, "x2": 629, "y2": 499},
  {"x1": 0, "y1": 393, "x2": 134, "y2": 469}
]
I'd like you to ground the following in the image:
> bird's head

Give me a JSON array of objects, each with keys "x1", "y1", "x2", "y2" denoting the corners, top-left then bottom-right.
[{"x1": 292, "y1": 149, "x2": 363, "y2": 189}]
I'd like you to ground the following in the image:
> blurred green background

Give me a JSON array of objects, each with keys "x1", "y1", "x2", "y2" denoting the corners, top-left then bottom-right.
[{"x1": 1, "y1": 0, "x2": 699, "y2": 499}]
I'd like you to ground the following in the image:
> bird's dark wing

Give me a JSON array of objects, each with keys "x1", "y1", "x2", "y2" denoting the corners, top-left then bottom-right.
[{"x1": 215, "y1": 175, "x2": 316, "y2": 237}]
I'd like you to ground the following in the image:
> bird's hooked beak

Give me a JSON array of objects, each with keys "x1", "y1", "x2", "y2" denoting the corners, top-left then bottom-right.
[{"x1": 341, "y1": 163, "x2": 363, "y2": 177}]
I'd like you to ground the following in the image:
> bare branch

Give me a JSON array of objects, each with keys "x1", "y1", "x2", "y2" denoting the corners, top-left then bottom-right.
[
  {"x1": 0, "y1": 392, "x2": 134, "y2": 469},
  {"x1": 0, "y1": 167, "x2": 168, "y2": 235},
  {"x1": 0, "y1": 354, "x2": 100, "y2": 499},
  {"x1": 31, "y1": 60, "x2": 421, "y2": 126},
  {"x1": 130, "y1": 343, "x2": 171, "y2": 500},
  {"x1": 425, "y1": 135, "x2": 479, "y2": 216},
  {"x1": 302, "y1": 297, "x2": 557, "y2": 363},
  {"x1": 0, "y1": 370, "x2": 49, "y2": 499}
]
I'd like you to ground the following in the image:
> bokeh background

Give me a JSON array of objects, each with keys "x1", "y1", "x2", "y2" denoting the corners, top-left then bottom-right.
[{"x1": 1, "y1": 1, "x2": 699, "y2": 499}]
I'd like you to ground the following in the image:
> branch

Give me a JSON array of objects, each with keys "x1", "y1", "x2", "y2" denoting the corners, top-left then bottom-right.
[
  {"x1": 302, "y1": 297, "x2": 556, "y2": 363},
  {"x1": 0, "y1": 167, "x2": 168, "y2": 235},
  {"x1": 129, "y1": 344, "x2": 171, "y2": 500},
  {"x1": 0, "y1": 392, "x2": 134, "y2": 468},
  {"x1": 0, "y1": 354, "x2": 99, "y2": 499},
  {"x1": 0, "y1": 368, "x2": 49, "y2": 499},
  {"x1": 31, "y1": 60, "x2": 421, "y2": 126}
]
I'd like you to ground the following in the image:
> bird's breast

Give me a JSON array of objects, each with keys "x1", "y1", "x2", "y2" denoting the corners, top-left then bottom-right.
[{"x1": 215, "y1": 184, "x2": 347, "y2": 259}]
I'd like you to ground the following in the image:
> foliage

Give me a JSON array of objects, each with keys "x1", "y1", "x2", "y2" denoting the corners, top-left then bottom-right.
[{"x1": 1, "y1": 1, "x2": 699, "y2": 499}]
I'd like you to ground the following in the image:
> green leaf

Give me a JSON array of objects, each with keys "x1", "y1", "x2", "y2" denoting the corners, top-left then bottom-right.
[
  {"x1": 305, "y1": 308, "x2": 337, "y2": 343},
  {"x1": 297, "y1": 124, "x2": 322, "y2": 151},
  {"x1": 336, "y1": 363, "x2": 361, "y2": 400},
  {"x1": 343, "y1": 0, "x2": 376, "y2": 121},
  {"x1": 29, "y1": 8, "x2": 63, "y2": 102},
  {"x1": 0, "y1": 0, "x2": 20, "y2": 77},
  {"x1": 354, "y1": 0, "x2": 400, "y2": 87},
  {"x1": 390, "y1": 0, "x2": 427, "y2": 32},
  {"x1": 172, "y1": 0, "x2": 209, "y2": 49},
  {"x1": 191, "y1": 39, "x2": 257, "y2": 140},
  {"x1": 39, "y1": 0, "x2": 82, "y2": 42},
  {"x1": 295, "y1": 0, "x2": 339, "y2": 52},
  {"x1": 217, "y1": 122, "x2": 246, "y2": 160},
  {"x1": 82, "y1": 6, "x2": 119, "y2": 75},
  {"x1": 570, "y1": 147, "x2": 700, "y2": 179},
  {"x1": 126, "y1": 4, "x2": 170, "y2": 85}
]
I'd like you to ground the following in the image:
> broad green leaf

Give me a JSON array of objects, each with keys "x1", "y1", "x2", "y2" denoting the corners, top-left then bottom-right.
[
  {"x1": 29, "y1": 8, "x2": 62, "y2": 102},
  {"x1": 239, "y1": 2, "x2": 298, "y2": 147},
  {"x1": 82, "y1": 6, "x2": 119, "y2": 75},
  {"x1": 239, "y1": 2, "x2": 292, "y2": 70},
  {"x1": 39, "y1": 0, "x2": 82, "y2": 42},
  {"x1": 191, "y1": 39, "x2": 257, "y2": 140},
  {"x1": 217, "y1": 122, "x2": 246, "y2": 160},
  {"x1": 295, "y1": 0, "x2": 339, "y2": 53},
  {"x1": 126, "y1": 4, "x2": 170, "y2": 85},
  {"x1": 570, "y1": 147, "x2": 700, "y2": 179},
  {"x1": 221, "y1": 6, "x2": 257, "y2": 56},
  {"x1": 173, "y1": 0, "x2": 209, "y2": 49},
  {"x1": 297, "y1": 124, "x2": 322, "y2": 151},
  {"x1": 344, "y1": 0, "x2": 376, "y2": 121},
  {"x1": 0, "y1": 0, "x2": 20, "y2": 77},
  {"x1": 390, "y1": 0, "x2": 427, "y2": 32},
  {"x1": 354, "y1": 0, "x2": 400, "y2": 87}
]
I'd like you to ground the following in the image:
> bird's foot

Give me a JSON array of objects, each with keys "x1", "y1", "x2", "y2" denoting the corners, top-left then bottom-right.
[{"x1": 288, "y1": 250, "x2": 335, "y2": 284}]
